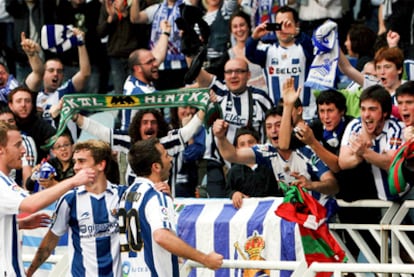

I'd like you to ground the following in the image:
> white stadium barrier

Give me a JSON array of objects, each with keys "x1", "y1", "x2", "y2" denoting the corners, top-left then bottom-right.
[{"x1": 21, "y1": 198, "x2": 414, "y2": 276}]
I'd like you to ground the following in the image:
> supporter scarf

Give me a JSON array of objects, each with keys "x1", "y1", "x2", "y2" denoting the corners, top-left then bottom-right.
[
  {"x1": 149, "y1": 0, "x2": 185, "y2": 67},
  {"x1": 275, "y1": 182, "x2": 347, "y2": 277},
  {"x1": 305, "y1": 20, "x2": 339, "y2": 91},
  {"x1": 388, "y1": 141, "x2": 414, "y2": 196},
  {"x1": 42, "y1": 88, "x2": 220, "y2": 149},
  {"x1": 322, "y1": 117, "x2": 345, "y2": 148},
  {"x1": 41, "y1": 25, "x2": 79, "y2": 53}
]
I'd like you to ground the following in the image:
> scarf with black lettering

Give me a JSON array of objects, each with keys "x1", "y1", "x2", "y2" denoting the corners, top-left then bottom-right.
[{"x1": 42, "y1": 88, "x2": 220, "y2": 149}]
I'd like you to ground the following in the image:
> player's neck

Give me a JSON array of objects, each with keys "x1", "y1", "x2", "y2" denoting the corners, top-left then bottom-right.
[{"x1": 85, "y1": 175, "x2": 108, "y2": 194}]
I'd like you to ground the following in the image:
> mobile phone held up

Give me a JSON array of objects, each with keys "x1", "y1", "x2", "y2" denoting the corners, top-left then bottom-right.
[{"x1": 265, "y1": 23, "x2": 282, "y2": 31}]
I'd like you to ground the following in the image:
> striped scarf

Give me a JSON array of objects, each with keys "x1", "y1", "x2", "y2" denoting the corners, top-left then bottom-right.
[
  {"x1": 149, "y1": 0, "x2": 186, "y2": 69},
  {"x1": 388, "y1": 141, "x2": 414, "y2": 196},
  {"x1": 43, "y1": 88, "x2": 220, "y2": 149},
  {"x1": 305, "y1": 20, "x2": 339, "y2": 91}
]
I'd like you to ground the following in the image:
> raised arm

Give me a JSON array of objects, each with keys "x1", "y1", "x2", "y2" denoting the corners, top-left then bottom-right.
[
  {"x1": 71, "y1": 28, "x2": 91, "y2": 92},
  {"x1": 130, "y1": 0, "x2": 150, "y2": 23},
  {"x1": 21, "y1": 32, "x2": 44, "y2": 92},
  {"x1": 151, "y1": 20, "x2": 171, "y2": 64},
  {"x1": 177, "y1": 110, "x2": 204, "y2": 143},
  {"x1": 213, "y1": 119, "x2": 256, "y2": 165},
  {"x1": 296, "y1": 121, "x2": 341, "y2": 173},
  {"x1": 73, "y1": 114, "x2": 112, "y2": 143},
  {"x1": 338, "y1": 49, "x2": 365, "y2": 86},
  {"x1": 278, "y1": 78, "x2": 300, "y2": 150}
]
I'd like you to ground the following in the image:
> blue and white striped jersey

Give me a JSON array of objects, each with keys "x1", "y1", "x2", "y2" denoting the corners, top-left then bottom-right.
[
  {"x1": 252, "y1": 143, "x2": 332, "y2": 205},
  {"x1": 51, "y1": 182, "x2": 128, "y2": 277},
  {"x1": 36, "y1": 80, "x2": 76, "y2": 128},
  {"x1": 0, "y1": 171, "x2": 28, "y2": 277},
  {"x1": 121, "y1": 75, "x2": 156, "y2": 131},
  {"x1": 118, "y1": 177, "x2": 178, "y2": 277},
  {"x1": 246, "y1": 34, "x2": 315, "y2": 120},
  {"x1": 205, "y1": 81, "x2": 273, "y2": 166},
  {"x1": 341, "y1": 117, "x2": 404, "y2": 200}
]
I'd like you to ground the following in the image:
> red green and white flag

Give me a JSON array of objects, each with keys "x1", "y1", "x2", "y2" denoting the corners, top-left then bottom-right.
[
  {"x1": 388, "y1": 140, "x2": 414, "y2": 196},
  {"x1": 275, "y1": 182, "x2": 347, "y2": 277}
]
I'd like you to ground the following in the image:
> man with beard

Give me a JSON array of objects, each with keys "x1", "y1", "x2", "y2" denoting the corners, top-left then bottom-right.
[
  {"x1": 121, "y1": 21, "x2": 171, "y2": 131},
  {"x1": 339, "y1": 85, "x2": 404, "y2": 201},
  {"x1": 34, "y1": 28, "x2": 91, "y2": 129},
  {"x1": 8, "y1": 86, "x2": 55, "y2": 163},
  {"x1": 0, "y1": 121, "x2": 95, "y2": 277},
  {"x1": 0, "y1": 105, "x2": 37, "y2": 187},
  {"x1": 119, "y1": 138, "x2": 223, "y2": 276},
  {"x1": 73, "y1": 108, "x2": 204, "y2": 186}
]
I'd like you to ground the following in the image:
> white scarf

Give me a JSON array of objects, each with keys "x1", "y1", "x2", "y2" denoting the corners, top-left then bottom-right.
[{"x1": 305, "y1": 20, "x2": 339, "y2": 91}]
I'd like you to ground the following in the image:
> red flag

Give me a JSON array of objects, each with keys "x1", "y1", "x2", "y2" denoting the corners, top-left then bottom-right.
[{"x1": 275, "y1": 182, "x2": 347, "y2": 277}]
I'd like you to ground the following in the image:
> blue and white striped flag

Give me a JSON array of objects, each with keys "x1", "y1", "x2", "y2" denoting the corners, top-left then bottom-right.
[
  {"x1": 176, "y1": 197, "x2": 305, "y2": 277},
  {"x1": 41, "y1": 25, "x2": 78, "y2": 53},
  {"x1": 404, "y1": 60, "x2": 414, "y2": 81}
]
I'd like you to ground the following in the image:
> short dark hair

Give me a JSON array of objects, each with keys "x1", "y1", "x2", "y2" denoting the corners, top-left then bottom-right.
[
  {"x1": 128, "y1": 138, "x2": 161, "y2": 177},
  {"x1": 128, "y1": 109, "x2": 169, "y2": 143},
  {"x1": 0, "y1": 62, "x2": 9, "y2": 73},
  {"x1": 234, "y1": 126, "x2": 259, "y2": 146},
  {"x1": 0, "y1": 103, "x2": 14, "y2": 116},
  {"x1": 275, "y1": 6, "x2": 299, "y2": 23},
  {"x1": 359, "y1": 85, "x2": 392, "y2": 119},
  {"x1": 317, "y1": 89, "x2": 347, "y2": 113},
  {"x1": 265, "y1": 106, "x2": 283, "y2": 121},
  {"x1": 347, "y1": 24, "x2": 377, "y2": 58},
  {"x1": 128, "y1": 49, "x2": 141, "y2": 72},
  {"x1": 396, "y1": 81, "x2": 414, "y2": 98}
]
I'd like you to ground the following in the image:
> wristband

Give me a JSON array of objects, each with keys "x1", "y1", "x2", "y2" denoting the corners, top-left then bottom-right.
[
  {"x1": 76, "y1": 34, "x2": 85, "y2": 46},
  {"x1": 162, "y1": 31, "x2": 171, "y2": 37}
]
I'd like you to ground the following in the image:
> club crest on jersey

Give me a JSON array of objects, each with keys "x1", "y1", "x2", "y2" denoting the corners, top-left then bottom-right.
[
  {"x1": 11, "y1": 184, "x2": 22, "y2": 191},
  {"x1": 51, "y1": 212, "x2": 58, "y2": 223},
  {"x1": 256, "y1": 144, "x2": 270, "y2": 152},
  {"x1": 390, "y1": 137, "x2": 402, "y2": 147}
]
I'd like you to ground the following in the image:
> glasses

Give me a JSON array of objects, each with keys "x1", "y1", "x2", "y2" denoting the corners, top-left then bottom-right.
[
  {"x1": 53, "y1": 143, "x2": 71, "y2": 150},
  {"x1": 224, "y1": 69, "x2": 248, "y2": 75},
  {"x1": 137, "y1": 58, "x2": 156, "y2": 66}
]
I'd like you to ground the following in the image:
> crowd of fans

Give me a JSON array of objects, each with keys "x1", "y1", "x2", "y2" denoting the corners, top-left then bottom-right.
[{"x1": 1, "y1": 0, "x2": 414, "y2": 272}]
